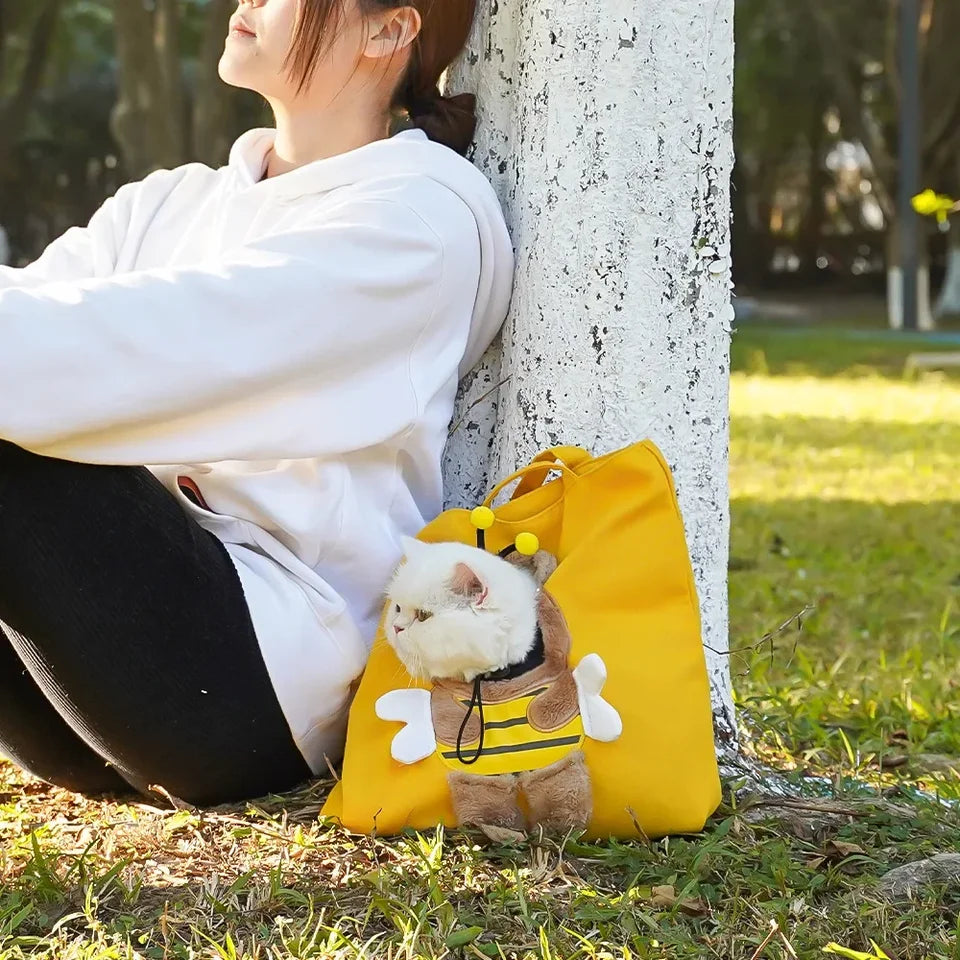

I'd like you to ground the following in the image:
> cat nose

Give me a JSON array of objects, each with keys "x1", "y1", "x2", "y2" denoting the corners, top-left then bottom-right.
[{"x1": 394, "y1": 624, "x2": 405, "y2": 634}]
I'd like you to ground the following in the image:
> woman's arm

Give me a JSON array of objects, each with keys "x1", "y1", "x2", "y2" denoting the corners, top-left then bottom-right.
[
  {"x1": 0, "y1": 198, "x2": 464, "y2": 465},
  {"x1": 0, "y1": 172, "x2": 178, "y2": 291},
  {"x1": 0, "y1": 192, "x2": 130, "y2": 291},
  {"x1": 0, "y1": 224, "x2": 104, "y2": 290}
]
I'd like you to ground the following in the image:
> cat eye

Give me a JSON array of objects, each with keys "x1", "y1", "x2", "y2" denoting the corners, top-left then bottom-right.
[{"x1": 415, "y1": 609, "x2": 432, "y2": 622}]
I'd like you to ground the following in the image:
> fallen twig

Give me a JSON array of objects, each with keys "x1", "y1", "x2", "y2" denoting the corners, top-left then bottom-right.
[
  {"x1": 704, "y1": 604, "x2": 815, "y2": 676},
  {"x1": 448, "y1": 376, "x2": 512, "y2": 436},
  {"x1": 748, "y1": 919, "x2": 781, "y2": 960}
]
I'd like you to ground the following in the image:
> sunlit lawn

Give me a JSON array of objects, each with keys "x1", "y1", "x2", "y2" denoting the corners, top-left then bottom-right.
[
  {"x1": 730, "y1": 330, "x2": 960, "y2": 785},
  {"x1": 0, "y1": 321, "x2": 957, "y2": 959}
]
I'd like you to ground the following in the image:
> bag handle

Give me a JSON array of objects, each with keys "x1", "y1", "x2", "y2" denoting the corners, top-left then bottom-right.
[
  {"x1": 483, "y1": 459, "x2": 579, "y2": 508},
  {"x1": 508, "y1": 446, "x2": 591, "y2": 501}
]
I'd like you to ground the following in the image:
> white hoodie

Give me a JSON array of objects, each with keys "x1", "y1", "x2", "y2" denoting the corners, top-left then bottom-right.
[{"x1": 0, "y1": 127, "x2": 514, "y2": 771}]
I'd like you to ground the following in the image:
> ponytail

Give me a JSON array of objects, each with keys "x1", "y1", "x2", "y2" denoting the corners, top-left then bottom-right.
[{"x1": 405, "y1": 84, "x2": 477, "y2": 157}]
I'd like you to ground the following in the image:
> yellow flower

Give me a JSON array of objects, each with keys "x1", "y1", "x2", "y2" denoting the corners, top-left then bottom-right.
[{"x1": 911, "y1": 188, "x2": 957, "y2": 223}]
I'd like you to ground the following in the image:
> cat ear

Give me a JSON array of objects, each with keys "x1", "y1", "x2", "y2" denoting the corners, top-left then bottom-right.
[
  {"x1": 451, "y1": 562, "x2": 488, "y2": 605},
  {"x1": 400, "y1": 535, "x2": 426, "y2": 561}
]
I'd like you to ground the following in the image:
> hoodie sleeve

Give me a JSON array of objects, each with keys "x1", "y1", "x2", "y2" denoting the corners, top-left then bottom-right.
[
  {"x1": 0, "y1": 199, "x2": 454, "y2": 464},
  {"x1": 0, "y1": 181, "x2": 140, "y2": 291}
]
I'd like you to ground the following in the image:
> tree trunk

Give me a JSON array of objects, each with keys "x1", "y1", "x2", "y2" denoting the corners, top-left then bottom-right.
[
  {"x1": 886, "y1": 222, "x2": 935, "y2": 330},
  {"x1": 798, "y1": 95, "x2": 830, "y2": 280},
  {"x1": 936, "y1": 220, "x2": 960, "y2": 318},
  {"x1": 443, "y1": 0, "x2": 736, "y2": 743},
  {"x1": 111, "y1": 0, "x2": 183, "y2": 177},
  {"x1": 191, "y1": 0, "x2": 236, "y2": 165},
  {"x1": 0, "y1": 0, "x2": 7, "y2": 81},
  {"x1": 155, "y1": 0, "x2": 186, "y2": 157},
  {"x1": 0, "y1": 0, "x2": 64, "y2": 174}
]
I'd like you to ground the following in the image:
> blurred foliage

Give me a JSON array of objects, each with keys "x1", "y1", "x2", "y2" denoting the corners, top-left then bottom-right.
[
  {"x1": 0, "y1": 0, "x2": 264, "y2": 264},
  {"x1": 4, "y1": 0, "x2": 960, "y2": 294},
  {"x1": 734, "y1": 0, "x2": 960, "y2": 292}
]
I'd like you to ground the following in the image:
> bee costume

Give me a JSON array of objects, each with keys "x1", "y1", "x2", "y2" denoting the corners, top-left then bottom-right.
[
  {"x1": 322, "y1": 442, "x2": 721, "y2": 839},
  {"x1": 375, "y1": 511, "x2": 622, "y2": 832}
]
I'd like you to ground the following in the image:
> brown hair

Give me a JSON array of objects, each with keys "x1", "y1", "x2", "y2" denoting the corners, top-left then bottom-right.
[{"x1": 286, "y1": 0, "x2": 478, "y2": 156}]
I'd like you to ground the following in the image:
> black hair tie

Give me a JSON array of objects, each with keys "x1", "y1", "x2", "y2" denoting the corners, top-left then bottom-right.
[
  {"x1": 455, "y1": 676, "x2": 485, "y2": 765},
  {"x1": 407, "y1": 84, "x2": 442, "y2": 119}
]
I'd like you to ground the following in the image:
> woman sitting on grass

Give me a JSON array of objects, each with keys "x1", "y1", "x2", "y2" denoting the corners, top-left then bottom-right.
[{"x1": 0, "y1": 0, "x2": 513, "y2": 805}]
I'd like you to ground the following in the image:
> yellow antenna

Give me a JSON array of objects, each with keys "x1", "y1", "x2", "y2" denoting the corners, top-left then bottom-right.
[
  {"x1": 514, "y1": 532, "x2": 540, "y2": 556},
  {"x1": 470, "y1": 506, "x2": 496, "y2": 531},
  {"x1": 470, "y1": 507, "x2": 539, "y2": 557},
  {"x1": 470, "y1": 505, "x2": 496, "y2": 549}
]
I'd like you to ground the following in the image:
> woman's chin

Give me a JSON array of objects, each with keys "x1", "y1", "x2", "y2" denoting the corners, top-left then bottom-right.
[{"x1": 218, "y1": 55, "x2": 260, "y2": 92}]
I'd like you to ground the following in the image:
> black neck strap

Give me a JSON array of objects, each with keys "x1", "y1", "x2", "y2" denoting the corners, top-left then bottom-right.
[
  {"x1": 479, "y1": 626, "x2": 545, "y2": 683},
  {"x1": 454, "y1": 627, "x2": 546, "y2": 764}
]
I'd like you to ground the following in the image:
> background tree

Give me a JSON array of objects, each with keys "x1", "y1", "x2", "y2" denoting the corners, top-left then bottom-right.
[
  {"x1": 733, "y1": 0, "x2": 960, "y2": 323},
  {"x1": 110, "y1": 0, "x2": 250, "y2": 177},
  {"x1": 0, "y1": 0, "x2": 65, "y2": 176},
  {"x1": 0, "y1": 0, "x2": 262, "y2": 264},
  {"x1": 809, "y1": 0, "x2": 960, "y2": 325},
  {"x1": 1, "y1": 1, "x2": 118, "y2": 263},
  {"x1": 733, "y1": 0, "x2": 837, "y2": 286}
]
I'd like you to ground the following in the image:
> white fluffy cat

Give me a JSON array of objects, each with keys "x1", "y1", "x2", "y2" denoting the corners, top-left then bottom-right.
[{"x1": 385, "y1": 536, "x2": 540, "y2": 682}]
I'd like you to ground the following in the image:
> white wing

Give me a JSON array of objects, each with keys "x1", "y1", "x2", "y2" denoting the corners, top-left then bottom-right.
[
  {"x1": 375, "y1": 688, "x2": 437, "y2": 764},
  {"x1": 572, "y1": 654, "x2": 623, "y2": 742}
]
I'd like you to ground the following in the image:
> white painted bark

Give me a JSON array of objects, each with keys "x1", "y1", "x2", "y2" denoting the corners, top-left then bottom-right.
[
  {"x1": 443, "y1": 0, "x2": 736, "y2": 741},
  {"x1": 887, "y1": 266, "x2": 935, "y2": 331},
  {"x1": 936, "y1": 240, "x2": 960, "y2": 317}
]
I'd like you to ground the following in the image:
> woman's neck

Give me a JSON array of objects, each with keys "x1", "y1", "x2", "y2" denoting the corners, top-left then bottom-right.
[{"x1": 265, "y1": 99, "x2": 392, "y2": 179}]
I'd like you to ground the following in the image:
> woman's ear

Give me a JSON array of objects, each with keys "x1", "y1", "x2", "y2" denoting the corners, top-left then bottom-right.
[
  {"x1": 450, "y1": 563, "x2": 487, "y2": 606},
  {"x1": 363, "y1": 6, "x2": 422, "y2": 60}
]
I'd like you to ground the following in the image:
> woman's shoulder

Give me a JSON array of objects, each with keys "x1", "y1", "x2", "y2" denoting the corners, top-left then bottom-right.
[
  {"x1": 108, "y1": 161, "x2": 223, "y2": 217},
  {"x1": 331, "y1": 173, "x2": 479, "y2": 241},
  {"x1": 276, "y1": 129, "x2": 506, "y2": 251}
]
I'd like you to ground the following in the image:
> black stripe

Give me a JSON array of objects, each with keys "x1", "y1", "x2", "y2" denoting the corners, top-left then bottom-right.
[
  {"x1": 457, "y1": 686, "x2": 549, "y2": 707},
  {"x1": 481, "y1": 716, "x2": 530, "y2": 731},
  {"x1": 441, "y1": 734, "x2": 581, "y2": 760}
]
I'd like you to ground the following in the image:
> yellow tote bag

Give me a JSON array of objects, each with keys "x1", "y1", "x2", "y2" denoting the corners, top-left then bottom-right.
[{"x1": 322, "y1": 441, "x2": 721, "y2": 839}]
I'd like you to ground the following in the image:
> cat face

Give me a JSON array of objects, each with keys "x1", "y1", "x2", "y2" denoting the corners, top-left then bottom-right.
[{"x1": 385, "y1": 537, "x2": 539, "y2": 682}]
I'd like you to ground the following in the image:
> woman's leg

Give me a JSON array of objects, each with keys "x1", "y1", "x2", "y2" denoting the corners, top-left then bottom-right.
[
  {"x1": 0, "y1": 627, "x2": 129, "y2": 793},
  {"x1": 0, "y1": 440, "x2": 311, "y2": 805}
]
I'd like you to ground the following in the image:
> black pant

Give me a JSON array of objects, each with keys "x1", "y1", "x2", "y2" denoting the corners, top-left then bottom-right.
[{"x1": 0, "y1": 441, "x2": 311, "y2": 805}]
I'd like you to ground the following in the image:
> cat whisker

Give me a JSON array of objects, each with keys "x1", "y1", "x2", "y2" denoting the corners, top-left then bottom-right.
[{"x1": 410, "y1": 649, "x2": 427, "y2": 685}]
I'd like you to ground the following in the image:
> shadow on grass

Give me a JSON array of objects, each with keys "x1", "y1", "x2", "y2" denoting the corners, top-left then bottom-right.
[
  {"x1": 731, "y1": 496, "x2": 959, "y2": 650},
  {"x1": 732, "y1": 324, "x2": 960, "y2": 380},
  {"x1": 731, "y1": 496, "x2": 960, "y2": 761}
]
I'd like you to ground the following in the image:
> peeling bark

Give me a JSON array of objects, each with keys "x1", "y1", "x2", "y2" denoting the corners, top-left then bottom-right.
[{"x1": 443, "y1": 0, "x2": 735, "y2": 736}]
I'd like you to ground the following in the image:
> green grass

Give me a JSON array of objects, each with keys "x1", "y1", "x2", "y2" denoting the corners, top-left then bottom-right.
[
  {"x1": 731, "y1": 321, "x2": 960, "y2": 380},
  {"x1": 1, "y1": 321, "x2": 959, "y2": 958},
  {"x1": 730, "y1": 329, "x2": 960, "y2": 782},
  {"x1": 0, "y1": 770, "x2": 957, "y2": 959}
]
